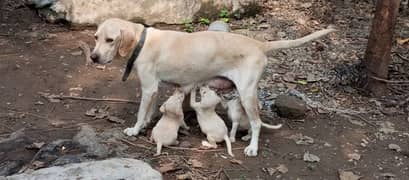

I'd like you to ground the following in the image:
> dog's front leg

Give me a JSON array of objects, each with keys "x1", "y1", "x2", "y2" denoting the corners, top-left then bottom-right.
[{"x1": 124, "y1": 82, "x2": 159, "y2": 136}]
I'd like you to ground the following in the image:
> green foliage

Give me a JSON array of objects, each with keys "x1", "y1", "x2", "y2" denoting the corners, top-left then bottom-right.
[
  {"x1": 183, "y1": 20, "x2": 194, "y2": 33},
  {"x1": 199, "y1": 17, "x2": 210, "y2": 25},
  {"x1": 219, "y1": 9, "x2": 230, "y2": 18},
  {"x1": 220, "y1": 18, "x2": 229, "y2": 23}
]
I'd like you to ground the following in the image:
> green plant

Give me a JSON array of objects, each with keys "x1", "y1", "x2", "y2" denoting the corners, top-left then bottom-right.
[
  {"x1": 199, "y1": 17, "x2": 210, "y2": 25},
  {"x1": 219, "y1": 9, "x2": 230, "y2": 18},
  {"x1": 183, "y1": 20, "x2": 194, "y2": 33},
  {"x1": 219, "y1": 9, "x2": 230, "y2": 23}
]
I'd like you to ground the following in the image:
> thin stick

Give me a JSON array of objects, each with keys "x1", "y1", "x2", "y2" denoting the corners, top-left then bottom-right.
[
  {"x1": 120, "y1": 138, "x2": 151, "y2": 150},
  {"x1": 370, "y1": 75, "x2": 409, "y2": 84},
  {"x1": 54, "y1": 95, "x2": 138, "y2": 104},
  {"x1": 138, "y1": 136, "x2": 245, "y2": 152},
  {"x1": 349, "y1": 113, "x2": 377, "y2": 127}
]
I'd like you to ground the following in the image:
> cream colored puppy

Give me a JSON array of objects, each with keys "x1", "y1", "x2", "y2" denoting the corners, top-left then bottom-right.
[
  {"x1": 150, "y1": 89, "x2": 186, "y2": 156},
  {"x1": 190, "y1": 86, "x2": 234, "y2": 157},
  {"x1": 225, "y1": 99, "x2": 282, "y2": 142},
  {"x1": 91, "y1": 18, "x2": 336, "y2": 156}
]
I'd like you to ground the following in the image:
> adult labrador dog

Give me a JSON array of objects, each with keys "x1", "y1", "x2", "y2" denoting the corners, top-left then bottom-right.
[{"x1": 91, "y1": 18, "x2": 335, "y2": 156}]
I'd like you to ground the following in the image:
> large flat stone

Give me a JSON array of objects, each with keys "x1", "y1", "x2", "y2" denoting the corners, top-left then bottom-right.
[{"x1": 5, "y1": 158, "x2": 162, "y2": 180}]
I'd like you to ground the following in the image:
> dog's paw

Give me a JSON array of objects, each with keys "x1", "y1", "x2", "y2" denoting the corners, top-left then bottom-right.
[
  {"x1": 241, "y1": 135, "x2": 251, "y2": 141},
  {"x1": 230, "y1": 137, "x2": 236, "y2": 143},
  {"x1": 123, "y1": 127, "x2": 140, "y2": 136},
  {"x1": 244, "y1": 145, "x2": 258, "y2": 156}
]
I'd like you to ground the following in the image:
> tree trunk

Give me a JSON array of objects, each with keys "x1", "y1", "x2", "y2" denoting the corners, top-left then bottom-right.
[{"x1": 359, "y1": 0, "x2": 400, "y2": 96}]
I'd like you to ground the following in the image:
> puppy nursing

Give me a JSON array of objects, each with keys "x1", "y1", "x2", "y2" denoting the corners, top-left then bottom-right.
[
  {"x1": 190, "y1": 86, "x2": 234, "y2": 157},
  {"x1": 225, "y1": 99, "x2": 282, "y2": 142},
  {"x1": 150, "y1": 89, "x2": 186, "y2": 156}
]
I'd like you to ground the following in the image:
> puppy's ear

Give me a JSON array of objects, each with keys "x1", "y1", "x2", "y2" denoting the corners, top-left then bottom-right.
[{"x1": 118, "y1": 29, "x2": 136, "y2": 57}]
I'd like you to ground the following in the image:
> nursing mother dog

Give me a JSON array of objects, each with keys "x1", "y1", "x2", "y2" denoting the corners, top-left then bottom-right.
[{"x1": 90, "y1": 18, "x2": 335, "y2": 156}]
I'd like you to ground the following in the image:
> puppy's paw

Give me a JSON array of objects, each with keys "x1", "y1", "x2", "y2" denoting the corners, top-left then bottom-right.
[
  {"x1": 123, "y1": 127, "x2": 140, "y2": 136},
  {"x1": 229, "y1": 137, "x2": 236, "y2": 143},
  {"x1": 244, "y1": 145, "x2": 258, "y2": 156},
  {"x1": 241, "y1": 135, "x2": 251, "y2": 141}
]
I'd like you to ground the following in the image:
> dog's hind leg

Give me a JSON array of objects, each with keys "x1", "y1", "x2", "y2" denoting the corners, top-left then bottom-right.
[
  {"x1": 154, "y1": 142, "x2": 162, "y2": 156},
  {"x1": 228, "y1": 57, "x2": 266, "y2": 156}
]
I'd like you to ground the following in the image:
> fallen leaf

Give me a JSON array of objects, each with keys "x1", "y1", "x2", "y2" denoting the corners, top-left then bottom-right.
[
  {"x1": 339, "y1": 170, "x2": 361, "y2": 180},
  {"x1": 158, "y1": 162, "x2": 177, "y2": 173},
  {"x1": 264, "y1": 167, "x2": 277, "y2": 176},
  {"x1": 296, "y1": 80, "x2": 308, "y2": 85},
  {"x1": 107, "y1": 116, "x2": 125, "y2": 124},
  {"x1": 380, "y1": 172, "x2": 396, "y2": 178},
  {"x1": 347, "y1": 153, "x2": 361, "y2": 161},
  {"x1": 388, "y1": 144, "x2": 401, "y2": 152},
  {"x1": 276, "y1": 164, "x2": 288, "y2": 174},
  {"x1": 287, "y1": 133, "x2": 314, "y2": 145},
  {"x1": 176, "y1": 173, "x2": 192, "y2": 180},
  {"x1": 31, "y1": 161, "x2": 46, "y2": 169},
  {"x1": 188, "y1": 159, "x2": 203, "y2": 168},
  {"x1": 230, "y1": 159, "x2": 243, "y2": 165},
  {"x1": 303, "y1": 152, "x2": 320, "y2": 162},
  {"x1": 26, "y1": 142, "x2": 45, "y2": 150},
  {"x1": 85, "y1": 108, "x2": 97, "y2": 117},
  {"x1": 397, "y1": 37, "x2": 409, "y2": 45}
]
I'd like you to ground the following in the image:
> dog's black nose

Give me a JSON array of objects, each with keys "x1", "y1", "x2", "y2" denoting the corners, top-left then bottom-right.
[{"x1": 90, "y1": 53, "x2": 99, "y2": 63}]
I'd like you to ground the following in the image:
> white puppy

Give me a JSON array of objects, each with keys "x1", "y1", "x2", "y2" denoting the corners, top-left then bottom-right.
[
  {"x1": 190, "y1": 86, "x2": 234, "y2": 157},
  {"x1": 150, "y1": 89, "x2": 187, "y2": 156},
  {"x1": 225, "y1": 99, "x2": 282, "y2": 142}
]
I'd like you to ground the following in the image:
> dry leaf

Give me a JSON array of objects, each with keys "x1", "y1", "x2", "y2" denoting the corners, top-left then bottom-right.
[
  {"x1": 276, "y1": 164, "x2": 288, "y2": 174},
  {"x1": 176, "y1": 173, "x2": 192, "y2": 180},
  {"x1": 230, "y1": 159, "x2": 243, "y2": 165},
  {"x1": 158, "y1": 162, "x2": 177, "y2": 173},
  {"x1": 188, "y1": 159, "x2": 203, "y2": 168},
  {"x1": 26, "y1": 142, "x2": 45, "y2": 150},
  {"x1": 397, "y1": 37, "x2": 409, "y2": 45},
  {"x1": 347, "y1": 153, "x2": 361, "y2": 161},
  {"x1": 303, "y1": 152, "x2": 320, "y2": 162},
  {"x1": 339, "y1": 170, "x2": 361, "y2": 180},
  {"x1": 107, "y1": 116, "x2": 125, "y2": 124}
]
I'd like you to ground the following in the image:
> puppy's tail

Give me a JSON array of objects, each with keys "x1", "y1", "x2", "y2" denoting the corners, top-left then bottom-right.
[
  {"x1": 224, "y1": 135, "x2": 234, "y2": 157},
  {"x1": 263, "y1": 28, "x2": 336, "y2": 52},
  {"x1": 261, "y1": 122, "x2": 283, "y2": 130}
]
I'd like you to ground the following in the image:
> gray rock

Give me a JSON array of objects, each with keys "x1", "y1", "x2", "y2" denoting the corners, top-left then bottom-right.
[
  {"x1": 27, "y1": 0, "x2": 254, "y2": 25},
  {"x1": 73, "y1": 125, "x2": 109, "y2": 158},
  {"x1": 6, "y1": 158, "x2": 162, "y2": 180},
  {"x1": 208, "y1": 21, "x2": 230, "y2": 32},
  {"x1": 274, "y1": 95, "x2": 308, "y2": 119},
  {"x1": 52, "y1": 155, "x2": 86, "y2": 166}
]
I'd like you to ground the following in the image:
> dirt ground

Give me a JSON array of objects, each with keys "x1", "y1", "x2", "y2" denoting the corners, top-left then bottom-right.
[{"x1": 1, "y1": 0, "x2": 409, "y2": 180}]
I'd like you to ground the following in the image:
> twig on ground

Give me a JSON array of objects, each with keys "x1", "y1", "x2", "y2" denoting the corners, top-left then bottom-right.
[
  {"x1": 349, "y1": 113, "x2": 377, "y2": 127},
  {"x1": 49, "y1": 95, "x2": 138, "y2": 104},
  {"x1": 394, "y1": 52, "x2": 409, "y2": 61},
  {"x1": 370, "y1": 75, "x2": 409, "y2": 84},
  {"x1": 212, "y1": 167, "x2": 223, "y2": 180},
  {"x1": 223, "y1": 169, "x2": 232, "y2": 180},
  {"x1": 138, "y1": 137, "x2": 245, "y2": 152},
  {"x1": 120, "y1": 138, "x2": 151, "y2": 150},
  {"x1": 78, "y1": 41, "x2": 93, "y2": 66}
]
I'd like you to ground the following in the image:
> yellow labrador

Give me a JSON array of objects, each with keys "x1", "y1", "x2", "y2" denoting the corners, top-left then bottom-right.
[{"x1": 91, "y1": 18, "x2": 335, "y2": 156}]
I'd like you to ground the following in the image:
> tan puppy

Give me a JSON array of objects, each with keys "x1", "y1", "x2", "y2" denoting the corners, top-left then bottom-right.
[
  {"x1": 150, "y1": 89, "x2": 186, "y2": 156},
  {"x1": 225, "y1": 99, "x2": 282, "y2": 142},
  {"x1": 190, "y1": 86, "x2": 234, "y2": 157},
  {"x1": 91, "y1": 18, "x2": 336, "y2": 156}
]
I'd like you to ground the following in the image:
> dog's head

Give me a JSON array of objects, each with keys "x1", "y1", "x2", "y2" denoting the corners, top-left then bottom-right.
[
  {"x1": 160, "y1": 89, "x2": 185, "y2": 117},
  {"x1": 199, "y1": 86, "x2": 221, "y2": 107},
  {"x1": 91, "y1": 18, "x2": 145, "y2": 64}
]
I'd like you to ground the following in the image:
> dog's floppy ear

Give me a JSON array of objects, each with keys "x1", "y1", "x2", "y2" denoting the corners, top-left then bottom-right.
[{"x1": 118, "y1": 29, "x2": 136, "y2": 57}]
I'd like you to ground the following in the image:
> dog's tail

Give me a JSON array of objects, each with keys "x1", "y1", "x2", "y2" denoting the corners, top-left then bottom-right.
[
  {"x1": 261, "y1": 122, "x2": 283, "y2": 129},
  {"x1": 263, "y1": 28, "x2": 336, "y2": 52},
  {"x1": 224, "y1": 135, "x2": 234, "y2": 157}
]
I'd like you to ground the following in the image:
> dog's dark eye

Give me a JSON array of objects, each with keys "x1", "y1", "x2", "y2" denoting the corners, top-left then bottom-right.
[
  {"x1": 94, "y1": 35, "x2": 98, "y2": 40},
  {"x1": 106, "y1": 38, "x2": 114, "y2": 43}
]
